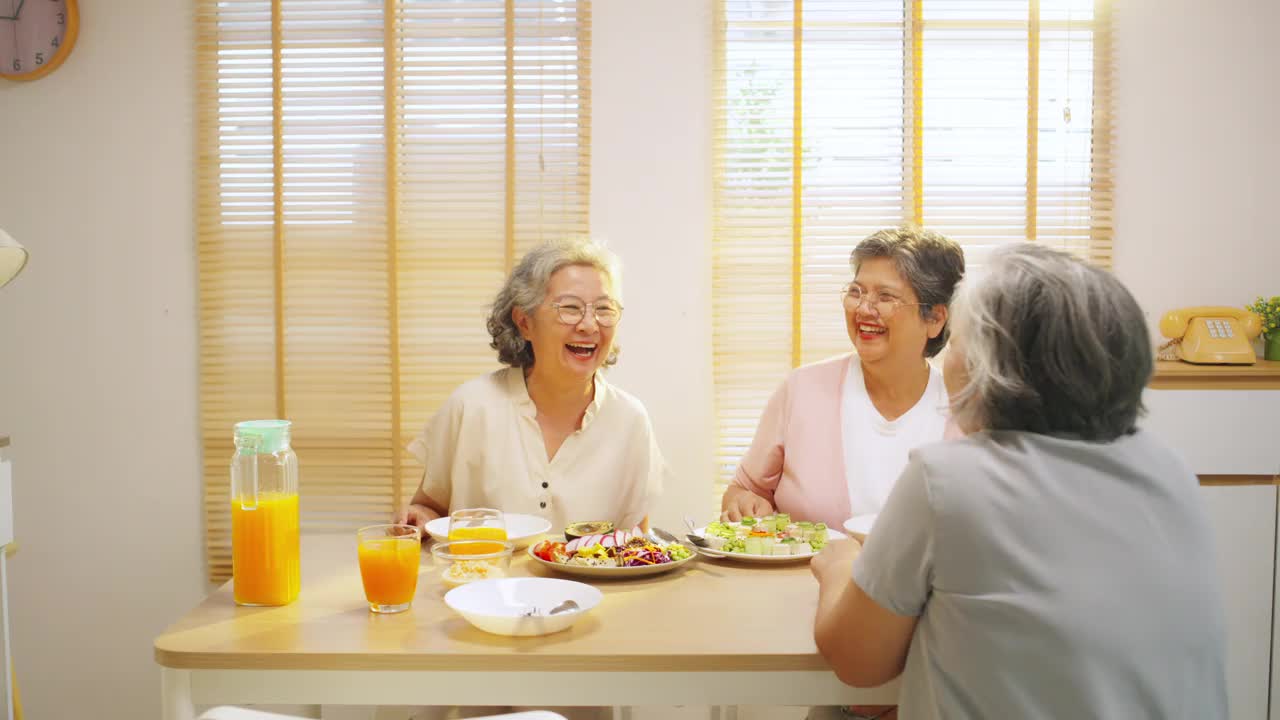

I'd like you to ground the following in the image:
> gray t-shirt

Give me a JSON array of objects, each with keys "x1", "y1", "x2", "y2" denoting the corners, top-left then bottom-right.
[{"x1": 853, "y1": 430, "x2": 1228, "y2": 720}]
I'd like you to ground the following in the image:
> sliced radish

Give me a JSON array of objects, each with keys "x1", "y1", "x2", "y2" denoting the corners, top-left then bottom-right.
[{"x1": 565, "y1": 537, "x2": 582, "y2": 553}]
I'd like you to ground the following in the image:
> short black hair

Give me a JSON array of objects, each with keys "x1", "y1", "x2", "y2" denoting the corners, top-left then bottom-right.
[{"x1": 851, "y1": 227, "x2": 966, "y2": 358}]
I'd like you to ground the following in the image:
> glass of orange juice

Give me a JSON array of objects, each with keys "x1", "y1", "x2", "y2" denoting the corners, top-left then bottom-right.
[
  {"x1": 447, "y1": 508, "x2": 508, "y2": 554},
  {"x1": 356, "y1": 524, "x2": 422, "y2": 613}
]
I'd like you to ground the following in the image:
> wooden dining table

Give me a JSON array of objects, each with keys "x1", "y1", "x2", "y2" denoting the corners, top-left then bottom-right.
[{"x1": 154, "y1": 533, "x2": 898, "y2": 719}]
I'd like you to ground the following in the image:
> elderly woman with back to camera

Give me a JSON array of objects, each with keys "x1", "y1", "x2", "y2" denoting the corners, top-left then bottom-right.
[{"x1": 810, "y1": 243, "x2": 1228, "y2": 719}]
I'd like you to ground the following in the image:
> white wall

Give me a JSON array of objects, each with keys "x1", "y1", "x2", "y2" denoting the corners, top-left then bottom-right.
[
  {"x1": 1112, "y1": 0, "x2": 1280, "y2": 330},
  {"x1": 0, "y1": 1, "x2": 1276, "y2": 719},
  {"x1": 591, "y1": 0, "x2": 717, "y2": 532},
  {"x1": 0, "y1": 2, "x2": 204, "y2": 719}
]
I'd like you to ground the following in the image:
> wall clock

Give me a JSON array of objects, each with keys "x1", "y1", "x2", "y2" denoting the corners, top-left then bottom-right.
[{"x1": 0, "y1": 0, "x2": 79, "y2": 82}]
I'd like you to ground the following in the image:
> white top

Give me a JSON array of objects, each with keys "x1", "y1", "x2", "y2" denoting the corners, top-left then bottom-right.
[
  {"x1": 841, "y1": 356, "x2": 949, "y2": 517},
  {"x1": 407, "y1": 367, "x2": 666, "y2": 532}
]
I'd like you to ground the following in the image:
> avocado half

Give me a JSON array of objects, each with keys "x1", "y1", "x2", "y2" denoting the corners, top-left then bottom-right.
[{"x1": 564, "y1": 520, "x2": 615, "y2": 541}]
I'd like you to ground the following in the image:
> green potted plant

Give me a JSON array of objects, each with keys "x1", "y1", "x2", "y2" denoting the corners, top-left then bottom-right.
[{"x1": 1246, "y1": 295, "x2": 1280, "y2": 361}]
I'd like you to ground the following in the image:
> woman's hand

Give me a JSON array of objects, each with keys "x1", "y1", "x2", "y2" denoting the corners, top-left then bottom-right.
[
  {"x1": 394, "y1": 502, "x2": 439, "y2": 530},
  {"x1": 811, "y1": 538, "x2": 864, "y2": 587},
  {"x1": 720, "y1": 485, "x2": 775, "y2": 521}
]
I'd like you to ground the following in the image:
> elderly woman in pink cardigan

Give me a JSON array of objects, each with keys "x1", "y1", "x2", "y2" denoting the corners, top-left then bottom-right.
[{"x1": 722, "y1": 227, "x2": 965, "y2": 534}]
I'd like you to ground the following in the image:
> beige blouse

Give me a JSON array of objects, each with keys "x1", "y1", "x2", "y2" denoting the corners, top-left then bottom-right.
[{"x1": 407, "y1": 367, "x2": 666, "y2": 531}]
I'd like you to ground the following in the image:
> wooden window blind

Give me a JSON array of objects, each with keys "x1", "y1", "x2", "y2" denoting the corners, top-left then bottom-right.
[
  {"x1": 711, "y1": 0, "x2": 1113, "y2": 510},
  {"x1": 196, "y1": 0, "x2": 591, "y2": 582}
]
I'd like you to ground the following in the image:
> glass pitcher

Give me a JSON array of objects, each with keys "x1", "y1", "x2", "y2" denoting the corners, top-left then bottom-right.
[{"x1": 230, "y1": 419, "x2": 300, "y2": 606}]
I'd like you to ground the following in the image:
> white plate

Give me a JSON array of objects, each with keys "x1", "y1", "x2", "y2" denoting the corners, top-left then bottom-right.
[
  {"x1": 527, "y1": 543, "x2": 697, "y2": 578},
  {"x1": 842, "y1": 514, "x2": 877, "y2": 536},
  {"x1": 444, "y1": 577, "x2": 603, "y2": 637},
  {"x1": 694, "y1": 526, "x2": 848, "y2": 563},
  {"x1": 424, "y1": 513, "x2": 553, "y2": 549}
]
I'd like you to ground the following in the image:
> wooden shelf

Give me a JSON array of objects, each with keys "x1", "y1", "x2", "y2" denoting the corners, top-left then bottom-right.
[
  {"x1": 1150, "y1": 360, "x2": 1280, "y2": 390},
  {"x1": 1199, "y1": 475, "x2": 1279, "y2": 487}
]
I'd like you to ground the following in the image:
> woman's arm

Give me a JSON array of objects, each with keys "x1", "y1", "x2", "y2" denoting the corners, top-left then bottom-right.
[
  {"x1": 721, "y1": 483, "x2": 775, "y2": 521},
  {"x1": 811, "y1": 455, "x2": 937, "y2": 687},
  {"x1": 402, "y1": 391, "x2": 466, "y2": 529},
  {"x1": 395, "y1": 480, "x2": 448, "y2": 529},
  {"x1": 812, "y1": 540, "x2": 918, "y2": 687},
  {"x1": 722, "y1": 376, "x2": 792, "y2": 519}
]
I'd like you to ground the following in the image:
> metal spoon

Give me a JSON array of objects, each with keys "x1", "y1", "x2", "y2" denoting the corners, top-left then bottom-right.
[
  {"x1": 681, "y1": 517, "x2": 731, "y2": 557},
  {"x1": 683, "y1": 515, "x2": 700, "y2": 534},
  {"x1": 682, "y1": 516, "x2": 711, "y2": 548},
  {"x1": 548, "y1": 599, "x2": 579, "y2": 615},
  {"x1": 523, "y1": 600, "x2": 579, "y2": 618}
]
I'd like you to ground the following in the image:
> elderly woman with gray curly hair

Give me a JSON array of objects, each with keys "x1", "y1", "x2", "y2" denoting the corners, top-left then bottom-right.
[
  {"x1": 398, "y1": 238, "x2": 667, "y2": 534},
  {"x1": 810, "y1": 243, "x2": 1227, "y2": 719}
]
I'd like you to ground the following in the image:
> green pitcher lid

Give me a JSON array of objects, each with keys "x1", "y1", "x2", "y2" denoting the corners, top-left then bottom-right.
[{"x1": 234, "y1": 419, "x2": 292, "y2": 454}]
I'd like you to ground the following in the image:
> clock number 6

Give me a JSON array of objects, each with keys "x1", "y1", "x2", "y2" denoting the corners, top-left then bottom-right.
[{"x1": 11, "y1": 59, "x2": 19, "y2": 72}]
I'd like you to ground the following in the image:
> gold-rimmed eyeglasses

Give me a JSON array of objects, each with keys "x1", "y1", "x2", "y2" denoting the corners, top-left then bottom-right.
[
  {"x1": 550, "y1": 298, "x2": 623, "y2": 327},
  {"x1": 842, "y1": 283, "x2": 925, "y2": 320}
]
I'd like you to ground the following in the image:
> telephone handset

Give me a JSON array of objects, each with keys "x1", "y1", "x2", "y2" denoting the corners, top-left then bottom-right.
[{"x1": 1159, "y1": 306, "x2": 1262, "y2": 364}]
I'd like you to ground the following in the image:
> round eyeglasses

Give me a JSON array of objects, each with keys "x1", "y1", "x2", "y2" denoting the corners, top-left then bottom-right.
[
  {"x1": 550, "y1": 299, "x2": 623, "y2": 327},
  {"x1": 842, "y1": 284, "x2": 925, "y2": 320}
]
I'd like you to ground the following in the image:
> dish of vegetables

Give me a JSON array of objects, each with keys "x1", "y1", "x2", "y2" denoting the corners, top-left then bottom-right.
[
  {"x1": 696, "y1": 514, "x2": 847, "y2": 562},
  {"x1": 528, "y1": 528, "x2": 696, "y2": 578}
]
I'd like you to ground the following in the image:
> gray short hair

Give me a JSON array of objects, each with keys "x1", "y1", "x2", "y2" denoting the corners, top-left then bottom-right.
[
  {"x1": 949, "y1": 243, "x2": 1151, "y2": 441},
  {"x1": 851, "y1": 227, "x2": 966, "y2": 358},
  {"x1": 487, "y1": 238, "x2": 623, "y2": 369}
]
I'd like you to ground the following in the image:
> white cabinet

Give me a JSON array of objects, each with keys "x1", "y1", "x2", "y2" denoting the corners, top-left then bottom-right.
[
  {"x1": 1142, "y1": 390, "x2": 1280, "y2": 476},
  {"x1": 1201, "y1": 486, "x2": 1275, "y2": 720},
  {"x1": 0, "y1": 439, "x2": 12, "y2": 720},
  {"x1": 1144, "y1": 388, "x2": 1280, "y2": 720}
]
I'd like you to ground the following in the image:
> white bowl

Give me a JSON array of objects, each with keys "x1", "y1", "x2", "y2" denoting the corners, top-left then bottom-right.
[
  {"x1": 424, "y1": 513, "x2": 553, "y2": 549},
  {"x1": 843, "y1": 514, "x2": 877, "y2": 536},
  {"x1": 444, "y1": 577, "x2": 603, "y2": 637}
]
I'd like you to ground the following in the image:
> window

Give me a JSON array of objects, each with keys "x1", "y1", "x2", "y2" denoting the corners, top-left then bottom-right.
[
  {"x1": 197, "y1": 0, "x2": 591, "y2": 581},
  {"x1": 711, "y1": 0, "x2": 1113, "y2": 506}
]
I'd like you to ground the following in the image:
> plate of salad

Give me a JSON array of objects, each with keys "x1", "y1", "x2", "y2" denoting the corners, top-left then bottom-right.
[
  {"x1": 696, "y1": 514, "x2": 846, "y2": 563},
  {"x1": 528, "y1": 527, "x2": 696, "y2": 578}
]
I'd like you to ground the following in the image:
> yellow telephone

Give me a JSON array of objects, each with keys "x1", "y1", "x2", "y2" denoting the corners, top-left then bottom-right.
[{"x1": 1159, "y1": 306, "x2": 1262, "y2": 364}]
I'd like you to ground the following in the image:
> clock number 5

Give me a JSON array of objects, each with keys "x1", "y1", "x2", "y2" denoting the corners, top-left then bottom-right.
[{"x1": 35, "y1": 52, "x2": 44, "y2": 66}]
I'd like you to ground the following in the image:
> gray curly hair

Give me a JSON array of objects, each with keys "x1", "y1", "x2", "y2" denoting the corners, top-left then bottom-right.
[
  {"x1": 948, "y1": 243, "x2": 1151, "y2": 441},
  {"x1": 487, "y1": 238, "x2": 623, "y2": 369}
]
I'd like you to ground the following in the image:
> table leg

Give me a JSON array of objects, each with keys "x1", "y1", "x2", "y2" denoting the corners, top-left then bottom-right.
[{"x1": 161, "y1": 667, "x2": 196, "y2": 720}]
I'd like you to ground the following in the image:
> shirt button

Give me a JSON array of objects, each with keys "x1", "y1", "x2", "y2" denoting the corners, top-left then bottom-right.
[
  {"x1": 541, "y1": 482, "x2": 549, "y2": 489},
  {"x1": 539, "y1": 502, "x2": 547, "y2": 509}
]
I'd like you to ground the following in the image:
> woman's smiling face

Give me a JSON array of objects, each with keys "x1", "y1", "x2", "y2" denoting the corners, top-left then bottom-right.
[
  {"x1": 845, "y1": 257, "x2": 943, "y2": 368},
  {"x1": 515, "y1": 264, "x2": 619, "y2": 382}
]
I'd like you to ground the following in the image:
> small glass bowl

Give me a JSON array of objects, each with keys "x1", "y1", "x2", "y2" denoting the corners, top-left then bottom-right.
[{"x1": 431, "y1": 540, "x2": 515, "y2": 587}]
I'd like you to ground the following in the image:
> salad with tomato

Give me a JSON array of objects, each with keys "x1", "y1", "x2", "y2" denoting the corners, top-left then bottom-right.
[{"x1": 532, "y1": 528, "x2": 693, "y2": 568}]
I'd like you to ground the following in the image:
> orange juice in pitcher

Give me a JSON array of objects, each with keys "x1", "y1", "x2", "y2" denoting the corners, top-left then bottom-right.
[{"x1": 231, "y1": 420, "x2": 300, "y2": 606}]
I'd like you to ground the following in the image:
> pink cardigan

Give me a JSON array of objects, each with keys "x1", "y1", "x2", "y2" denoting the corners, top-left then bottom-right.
[{"x1": 731, "y1": 353, "x2": 957, "y2": 528}]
